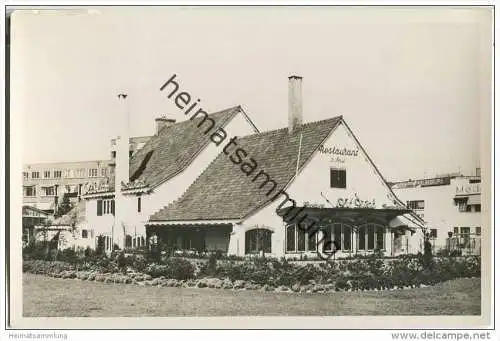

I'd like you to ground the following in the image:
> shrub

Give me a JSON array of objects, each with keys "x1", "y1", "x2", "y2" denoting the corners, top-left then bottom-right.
[
  {"x1": 146, "y1": 246, "x2": 162, "y2": 263},
  {"x1": 144, "y1": 258, "x2": 195, "y2": 280},
  {"x1": 23, "y1": 242, "x2": 51, "y2": 261},
  {"x1": 131, "y1": 255, "x2": 148, "y2": 273},
  {"x1": 115, "y1": 251, "x2": 127, "y2": 270},
  {"x1": 199, "y1": 253, "x2": 218, "y2": 277}
]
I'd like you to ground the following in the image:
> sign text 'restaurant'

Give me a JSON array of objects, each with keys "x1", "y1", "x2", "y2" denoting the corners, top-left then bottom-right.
[{"x1": 318, "y1": 145, "x2": 359, "y2": 157}]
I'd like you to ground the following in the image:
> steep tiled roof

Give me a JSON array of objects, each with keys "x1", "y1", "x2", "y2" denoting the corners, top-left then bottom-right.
[
  {"x1": 100, "y1": 106, "x2": 245, "y2": 193},
  {"x1": 150, "y1": 117, "x2": 342, "y2": 222}
]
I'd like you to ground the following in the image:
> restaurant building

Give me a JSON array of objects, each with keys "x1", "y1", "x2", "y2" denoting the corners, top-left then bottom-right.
[{"x1": 147, "y1": 76, "x2": 425, "y2": 258}]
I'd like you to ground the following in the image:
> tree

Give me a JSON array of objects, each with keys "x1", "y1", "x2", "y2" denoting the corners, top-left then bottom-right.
[{"x1": 55, "y1": 195, "x2": 73, "y2": 218}]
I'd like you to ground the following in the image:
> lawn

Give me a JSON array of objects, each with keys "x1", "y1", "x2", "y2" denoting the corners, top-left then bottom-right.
[{"x1": 23, "y1": 273, "x2": 481, "y2": 316}]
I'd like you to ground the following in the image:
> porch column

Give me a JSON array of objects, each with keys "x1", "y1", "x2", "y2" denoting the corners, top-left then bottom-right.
[
  {"x1": 352, "y1": 225, "x2": 359, "y2": 255},
  {"x1": 273, "y1": 224, "x2": 285, "y2": 256},
  {"x1": 385, "y1": 228, "x2": 393, "y2": 257},
  {"x1": 227, "y1": 223, "x2": 240, "y2": 256}
]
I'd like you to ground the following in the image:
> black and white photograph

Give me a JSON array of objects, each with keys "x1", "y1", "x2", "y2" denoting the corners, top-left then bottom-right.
[{"x1": 4, "y1": 3, "x2": 495, "y2": 333}]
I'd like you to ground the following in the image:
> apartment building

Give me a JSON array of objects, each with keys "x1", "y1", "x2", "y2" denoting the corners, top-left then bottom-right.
[
  {"x1": 391, "y1": 170, "x2": 482, "y2": 255},
  {"x1": 22, "y1": 160, "x2": 112, "y2": 214}
]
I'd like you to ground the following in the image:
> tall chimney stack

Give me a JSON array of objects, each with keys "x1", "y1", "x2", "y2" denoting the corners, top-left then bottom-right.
[
  {"x1": 288, "y1": 75, "x2": 303, "y2": 134},
  {"x1": 155, "y1": 115, "x2": 176, "y2": 135},
  {"x1": 116, "y1": 93, "x2": 130, "y2": 187}
]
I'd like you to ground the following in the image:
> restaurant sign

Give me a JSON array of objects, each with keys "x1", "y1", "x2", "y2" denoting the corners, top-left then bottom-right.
[{"x1": 318, "y1": 145, "x2": 359, "y2": 157}]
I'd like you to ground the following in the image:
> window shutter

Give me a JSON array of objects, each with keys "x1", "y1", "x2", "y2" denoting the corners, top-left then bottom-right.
[
  {"x1": 97, "y1": 200, "x2": 103, "y2": 216},
  {"x1": 111, "y1": 200, "x2": 115, "y2": 215}
]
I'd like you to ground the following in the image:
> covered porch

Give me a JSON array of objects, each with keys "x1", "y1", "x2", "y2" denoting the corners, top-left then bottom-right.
[
  {"x1": 278, "y1": 206, "x2": 422, "y2": 258},
  {"x1": 145, "y1": 222, "x2": 233, "y2": 254}
]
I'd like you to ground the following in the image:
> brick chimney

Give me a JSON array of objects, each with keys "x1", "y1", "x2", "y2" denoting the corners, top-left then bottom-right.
[
  {"x1": 155, "y1": 115, "x2": 176, "y2": 135},
  {"x1": 288, "y1": 75, "x2": 303, "y2": 134}
]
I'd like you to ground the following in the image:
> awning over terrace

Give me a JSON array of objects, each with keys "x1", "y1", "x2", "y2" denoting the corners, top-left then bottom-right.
[{"x1": 277, "y1": 206, "x2": 417, "y2": 229}]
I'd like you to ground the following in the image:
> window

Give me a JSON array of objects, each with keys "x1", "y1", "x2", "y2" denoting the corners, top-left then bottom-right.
[
  {"x1": 307, "y1": 224, "x2": 350, "y2": 253},
  {"x1": 41, "y1": 186, "x2": 55, "y2": 196},
  {"x1": 111, "y1": 151, "x2": 116, "y2": 159},
  {"x1": 31, "y1": 171, "x2": 40, "y2": 179},
  {"x1": 286, "y1": 224, "x2": 319, "y2": 253},
  {"x1": 367, "y1": 225, "x2": 375, "y2": 250},
  {"x1": 88, "y1": 168, "x2": 98, "y2": 177},
  {"x1": 474, "y1": 204, "x2": 481, "y2": 212},
  {"x1": 101, "y1": 168, "x2": 107, "y2": 177},
  {"x1": 104, "y1": 235, "x2": 113, "y2": 251},
  {"x1": 475, "y1": 227, "x2": 481, "y2": 236},
  {"x1": 343, "y1": 226, "x2": 352, "y2": 251},
  {"x1": 308, "y1": 231, "x2": 317, "y2": 251},
  {"x1": 358, "y1": 225, "x2": 366, "y2": 250},
  {"x1": 430, "y1": 229, "x2": 438, "y2": 239},
  {"x1": 333, "y1": 223, "x2": 341, "y2": 250},
  {"x1": 466, "y1": 205, "x2": 472, "y2": 212},
  {"x1": 322, "y1": 225, "x2": 333, "y2": 251},
  {"x1": 81, "y1": 230, "x2": 88, "y2": 238},
  {"x1": 133, "y1": 236, "x2": 145, "y2": 248},
  {"x1": 44, "y1": 170, "x2": 51, "y2": 178},
  {"x1": 330, "y1": 168, "x2": 346, "y2": 188},
  {"x1": 245, "y1": 229, "x2": 272, "y2": 254},
  {"x1": 460, "y1": 227, "x2": 471, "y2": 246},
  {"x1": 97, "y1": 199, "x2": 104, "y2": 216},
  {"x1": 297, "y1": 228, "x2": 306, "y2": 251},
  {"x1": 125, "y1": 235, "x2": 132, "y2": 248},
  {"x1": 23, "y1": 186, "x2": 36, "y2": 197},
  {"x1": 453, "y1": 227, "x2": 459, "y2": 235},
  {"x1": 458, "y1": 202, "x2": 468, "y2": 212},
  {"x1": 137, "y1": 197, "x2": 142, "y2": 213},
  {"x1": 358, "y1": 224, "x2": 385, "y2": 251},
  {"x1": 53, "y1": 170, "x2": 62, "y2": 178},
  {"x1": 407, "y1": 200, "x2": 425, "y2": 210},
  {"x1": 376, "y1": 227, "x2": 384, "y2": 250},
  {"x1": 98, "y1": 199, "x2": 115, "y2": 215},
  {"x1": 23, "y1": 172, "x2": 28, "y2": 180},
  {"x1": 286, "y1": 225, "x2": 295, "y2": 252}
]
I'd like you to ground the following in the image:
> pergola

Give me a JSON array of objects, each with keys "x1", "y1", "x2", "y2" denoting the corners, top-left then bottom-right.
[{"x1": 278, "y1": 206, "x2": 413, "y2": 227}]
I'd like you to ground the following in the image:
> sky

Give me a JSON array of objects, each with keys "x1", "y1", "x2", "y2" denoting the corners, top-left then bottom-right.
[{"x1": 11, "y1": 6, "x2": 491, "y2": 181}]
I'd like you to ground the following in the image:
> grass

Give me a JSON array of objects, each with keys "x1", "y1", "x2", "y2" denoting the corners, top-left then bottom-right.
[{"x1": 23, "y1": 273, "x2": 481, "y2": 317}]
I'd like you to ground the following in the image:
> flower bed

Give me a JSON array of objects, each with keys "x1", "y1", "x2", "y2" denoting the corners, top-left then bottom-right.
[{"x1": 22, "y1": 252, "x2": 480, "y2": 294}]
